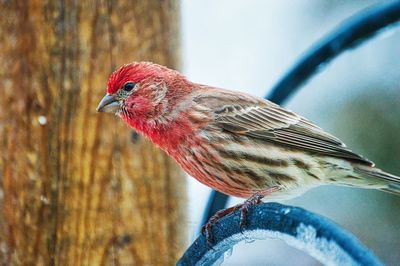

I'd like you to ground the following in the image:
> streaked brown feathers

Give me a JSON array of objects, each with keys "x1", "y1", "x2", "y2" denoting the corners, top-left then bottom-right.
[{"x1": 195, "y1": 89, "x2": 373, "y2": 166}]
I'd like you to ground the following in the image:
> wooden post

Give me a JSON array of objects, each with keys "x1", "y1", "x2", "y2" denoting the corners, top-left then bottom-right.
[{"x1": 0, "y1": 1, "x2": 186, "y2": 265}]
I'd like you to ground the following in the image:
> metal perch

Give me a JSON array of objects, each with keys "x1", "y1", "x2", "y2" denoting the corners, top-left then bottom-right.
[{"x1": 179, "y1": 203, "x2": 384, "y2": 266}]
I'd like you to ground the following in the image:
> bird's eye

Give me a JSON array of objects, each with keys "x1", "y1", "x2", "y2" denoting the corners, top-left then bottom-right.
[{"x1": 123, "y1": 82, "x2": 135, "y2": 92}]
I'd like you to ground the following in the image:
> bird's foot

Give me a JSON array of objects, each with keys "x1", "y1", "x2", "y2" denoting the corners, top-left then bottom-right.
[
  {"x1": 202, "y1": 205, "x2": 238, "y2": 246},
  {"x1": 202, "y1": 186, "x2": 280, "y2": 245},
  {"x1": 238, "y1": 186, "x2": 280, "y2": 228}
]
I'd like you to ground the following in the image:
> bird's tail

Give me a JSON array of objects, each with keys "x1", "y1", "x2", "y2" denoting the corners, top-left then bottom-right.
[{"x1": 353, "y1": 166, "x2": 400, "y2": 195}]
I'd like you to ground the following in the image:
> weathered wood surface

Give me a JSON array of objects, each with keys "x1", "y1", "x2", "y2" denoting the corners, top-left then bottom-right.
[{"x1": 0, "y1": 1, "x2": 186, "y2": 265}]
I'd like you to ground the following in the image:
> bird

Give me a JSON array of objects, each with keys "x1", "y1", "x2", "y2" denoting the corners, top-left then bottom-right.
[{"x1": 97, "y1": 62, "x2": 400, "y2": 242}]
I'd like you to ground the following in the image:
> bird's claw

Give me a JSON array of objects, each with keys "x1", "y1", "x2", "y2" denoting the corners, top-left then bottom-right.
[
  {"x1": 202, "y1": 186, "x2": 281, "y2": 245},
  {"x1": 201, "y1": 205, "x2": 238, "y2": 246},
  {"x1": 238, "y1": 192, "x2": 264, "y2": 229},
  {"x1": 202, "y1": 218, "x2": 217, "y2": 246}
]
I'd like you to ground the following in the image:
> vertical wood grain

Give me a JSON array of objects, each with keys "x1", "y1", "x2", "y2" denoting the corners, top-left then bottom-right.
[{"x1": 0, "y1": 0, "x2": 186, "y2": 265}]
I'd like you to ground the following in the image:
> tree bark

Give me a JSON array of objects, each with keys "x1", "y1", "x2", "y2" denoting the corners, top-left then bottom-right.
[{"x1": 0, "y1": 1, "x2": 185, "y2": 265}]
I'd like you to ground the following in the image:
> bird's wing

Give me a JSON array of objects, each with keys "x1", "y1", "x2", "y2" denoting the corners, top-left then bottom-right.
[{"x1": 197, "y1": 89, "x2": 373, "y2": 166}]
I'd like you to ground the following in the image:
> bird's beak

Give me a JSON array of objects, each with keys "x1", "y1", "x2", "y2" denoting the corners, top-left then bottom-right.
[{"x1": 96, "y1": 94, "x2": 119, "y2": 113}]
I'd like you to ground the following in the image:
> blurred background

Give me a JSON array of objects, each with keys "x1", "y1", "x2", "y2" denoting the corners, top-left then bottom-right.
[{"x1": 182, "y1": 1, "x2": 400, "y2": 265}]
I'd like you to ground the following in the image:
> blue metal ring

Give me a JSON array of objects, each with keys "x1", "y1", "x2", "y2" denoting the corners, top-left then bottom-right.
[{"x1": 181, "y1": 203, "x2": 384, "y2": 266}]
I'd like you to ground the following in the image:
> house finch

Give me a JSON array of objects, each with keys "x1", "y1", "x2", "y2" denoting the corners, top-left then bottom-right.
[{"x1": 97, "y1": 62, "x2": 400, "y2": 240}]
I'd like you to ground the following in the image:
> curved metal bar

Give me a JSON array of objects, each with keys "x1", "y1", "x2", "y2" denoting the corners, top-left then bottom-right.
[
  {"x1": 201, "y1": 0, "x2": 400, "y2": 229},
  {"x1": 180, "y1": 203, "x2": 384, "y2": 266},
  {"x1": 268, "y1": 0, "x2": 400, "y2": 104}
]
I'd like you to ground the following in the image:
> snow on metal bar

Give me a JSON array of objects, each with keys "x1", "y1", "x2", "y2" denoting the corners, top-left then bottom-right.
[{"x1": 184, "y1": 203, "x2": 384, "y2": 266}]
